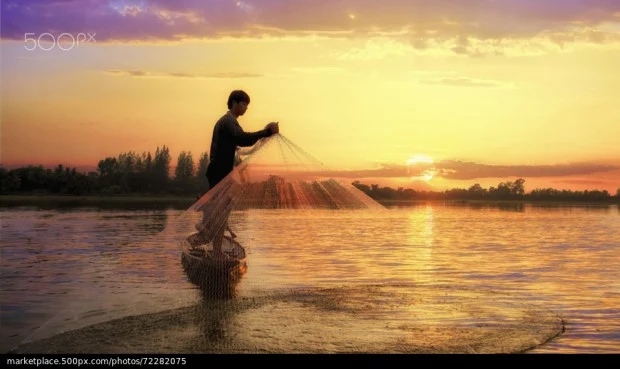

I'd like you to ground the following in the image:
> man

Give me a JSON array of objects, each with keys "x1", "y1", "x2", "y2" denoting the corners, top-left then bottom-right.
[
  {"x1": 203, "y1": 90, "x2": 279, "y2": 260},
  {"x1": 206, "y1": 90, "x2": 279, "y2": 189}
]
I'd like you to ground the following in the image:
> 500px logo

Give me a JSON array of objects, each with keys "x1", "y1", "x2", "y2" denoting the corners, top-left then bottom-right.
[{"x1": 24, "y1": 33, "x2": 96, "y2": 51}]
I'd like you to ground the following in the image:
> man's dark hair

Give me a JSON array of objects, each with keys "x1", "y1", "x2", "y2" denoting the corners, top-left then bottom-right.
[{"x1": 227, "y1": 90, "x2": 250, "y2": 109}]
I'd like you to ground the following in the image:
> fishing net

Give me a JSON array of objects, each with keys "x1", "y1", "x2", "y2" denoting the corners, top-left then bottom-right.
[
  {"x1": 192, "y1": 134, "x2": 383, "y2": 212},
  {"x1": 5, "y1": 134, "x2": 566, "y2": 354},
  {"x1": 169, "y1": 133, "x2": 384, "y2": 298}
]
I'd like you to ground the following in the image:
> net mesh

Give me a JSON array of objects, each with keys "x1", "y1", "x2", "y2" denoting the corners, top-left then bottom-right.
[
  {"x1": 4, "y1": 134, "x2": 566, "y2": 354},
  {"x1": 169, "y1": 134, "x2": 384, "y2": 298},
  {"x1": 191, "y1": 134, "x2": 382, "y2": 212}
]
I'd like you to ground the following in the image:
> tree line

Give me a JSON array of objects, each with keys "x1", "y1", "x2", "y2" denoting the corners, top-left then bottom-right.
[
  {"x1": 352, "y1": 179, "x2": 620, "y2": 203},
  {"x1": 0, "y1": 146, "x2": 210, "y2": 196},
  {"x1": 0, "y1": 147, "x2": 618, "y2": 202}
]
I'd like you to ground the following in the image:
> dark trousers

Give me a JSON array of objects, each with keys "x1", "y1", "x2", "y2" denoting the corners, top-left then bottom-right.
[{"x1": 206, "y1": 163, "x2": 230, "y2": 190}]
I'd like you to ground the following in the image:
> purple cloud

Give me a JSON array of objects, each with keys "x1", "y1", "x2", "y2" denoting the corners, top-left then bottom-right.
[
  {"x1": 2, "y1": 0, "x2": 619, "y2": 51},
  {"x1": 104, "y1": 69, "x2": 263, "y2": 78}
]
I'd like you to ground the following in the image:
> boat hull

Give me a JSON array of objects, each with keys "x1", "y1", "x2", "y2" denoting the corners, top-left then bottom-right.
[{"x1": 181, "y1": 235, "x2": 247, "y2": 299}]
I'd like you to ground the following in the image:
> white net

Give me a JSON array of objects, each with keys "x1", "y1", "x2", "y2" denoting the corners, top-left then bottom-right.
[
  {"x1": 169, "y1": 134, "x2": 384, "y2": 298},
  {"x1": 192, "y1": 134, "x2": 383, "y2": 212},
  {"x1": 5, "y1": 134, "x2": 566, "y2": 354}
]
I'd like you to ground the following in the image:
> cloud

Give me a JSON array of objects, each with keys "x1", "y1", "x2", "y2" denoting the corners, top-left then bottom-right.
[
  {"x1": 432, "y1": 160, "x2": 620, "y2": 180},
  {"x1": 419, "y1": 77, "x2": 512, "y2": 88},
  {"x1": 306, "y1": 160, "x2": 620, "y2": 181},
  {"x1": 290, "y1": 66, "x2": 345, "y2": 74},
  {"x1": 103, "y1": 69, "x2": 263, "y2": 79},
  {"x1": 331, "y1": 39, "x2": 410, "y2": 60},
  {"x1": 2, "y1": 0, "x2": 619, "y2": 56},
  {"x1": 306, "y1": 163, "x2": 436, "y2": 179},
  {"x1": 554, "y1": 179, "x2": 615, "y2": 186}
]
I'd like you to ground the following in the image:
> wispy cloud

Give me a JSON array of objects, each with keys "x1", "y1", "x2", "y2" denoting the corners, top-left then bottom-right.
[
  {"x1": 555, "y1": 178, "x2": 616, "y2": 186},
  {"x1": 331, "y1": 39, "x2": 410, "y2": 60},
  {"x1": 309, "y1": 160, "x2": 620, "y2": 181},
  {"x1": 290, "y1": 66, "x2": 345, "y2": 74},
  {"x1": 419, "y1": 77, "x2": 513, "y2": 88},
  {"x1": 433, "y1": 160, "x2": 620, "y2": 180},
  {"x1": 2, "y1": 1, "x2": 619, "y2": 56},
  {"x1": 103, "y1": 69, "x2": 263, "y2": 79}
]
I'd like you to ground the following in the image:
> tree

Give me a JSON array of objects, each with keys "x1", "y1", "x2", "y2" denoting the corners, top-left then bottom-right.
[
  {"x1": 143, "y1": 152, "x2": 153, "y2": 174},
  {"x1": 494, "y1": 182, "x2": 513, "y2": 199},
  {"x1": 196, "y1": 152, "x2": 209, "y2": 178},
  {"x1": 512, "y1": 178, "x2": 526, "y2": 196},
  {"x1": 117, "y1": 151, "x2": 138, "y2": 173},
  {"x1": 0, "y1": 167, "x2": 21, "y2": 192},
  {"x1": 175, "y1": 151, "x2": 195, "y2": 180},
  {"x1": 152, "y1": 146, "x2": 171, "y2": 191},
  {"x1": 97, "y1": 157, "x2": 118, "y2": 177},
  {"x1": 195, "y1": 152, "x2": 210, "y2": 192},
  {"x1": 468, "y1": 183, "x2": 486, "y2": 198}
]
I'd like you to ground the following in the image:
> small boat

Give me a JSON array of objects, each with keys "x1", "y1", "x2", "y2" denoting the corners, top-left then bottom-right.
[{"x1": 180, "y1": 234, "x2": 248, "y2": 298}]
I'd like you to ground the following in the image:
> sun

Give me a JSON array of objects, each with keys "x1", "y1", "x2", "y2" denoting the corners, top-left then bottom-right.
[
  {"x1": 406, "y1": 155, "x2": 436, "y2": 182},
  {"x1": 420, "y1": 171, "x2": 436, "y2": 181}
]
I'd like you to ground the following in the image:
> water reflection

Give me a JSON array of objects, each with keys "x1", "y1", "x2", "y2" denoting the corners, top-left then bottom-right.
[
  {"x1": 405, "y1": 206, "x2": 434, "y2": 284},
  {"x1": 196, "y1": 300, "x2": 235, "y2": 343},
  {"x1": 387, "y1": 201, "x2": 617, "y2": 213},
  {"x1": 1, "y1": 204, "x2": 619, "y2": 353},
  {"x1": 0, "y1": 199, "x2": 193, "y2": 211},
  {"x1": 528, "y1": 203, "x2": 615, "y2": 212},
  {"x1": 443, "y1": 201, "x2": 525, "y2": 212}
]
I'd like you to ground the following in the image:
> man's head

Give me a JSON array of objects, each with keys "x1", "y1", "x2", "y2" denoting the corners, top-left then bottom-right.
[{"x1": 227, "y1": 90, "x2": 250, "y2": 117}]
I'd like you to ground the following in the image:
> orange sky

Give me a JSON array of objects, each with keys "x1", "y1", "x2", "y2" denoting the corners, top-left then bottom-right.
[{"x1": 1, "y1": 0, "x2": 619, "y2": 193}]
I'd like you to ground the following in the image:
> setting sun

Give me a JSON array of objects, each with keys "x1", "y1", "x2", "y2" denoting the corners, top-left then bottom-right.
[
  {"x1": 406, "y1": 155, "x2": 436, "y2": 182},
  {"x1": 421, "y1": 170, "x2": 436, "y2": 182},
  {"x1": 1, "y1": 0, "x2": 619, "y2": 193},
  {"x1": 0, "y1": 1, "x2": 618, "y2": 356}
]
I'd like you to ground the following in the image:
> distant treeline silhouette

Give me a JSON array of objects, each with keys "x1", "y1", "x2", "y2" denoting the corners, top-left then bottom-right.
[
  {"x1": 352, "y1": 179, "x2": 620, "y2": 203},
  {"x1": 0, "y1": 147, "x2": 618, "y2": 202},
  {"x1": 0, "y1": 146, "x2": 209, "y2": 196}
]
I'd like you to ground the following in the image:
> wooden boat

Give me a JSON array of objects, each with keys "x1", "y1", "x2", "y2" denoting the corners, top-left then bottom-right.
[{"x1": 180, "y1": 234, "x2": 248, "y2": 299}]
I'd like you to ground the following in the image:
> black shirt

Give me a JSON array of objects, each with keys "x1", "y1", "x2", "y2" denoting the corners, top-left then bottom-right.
[{"x1": 208, "y1": 112, "x2": 272, "y2": 177}]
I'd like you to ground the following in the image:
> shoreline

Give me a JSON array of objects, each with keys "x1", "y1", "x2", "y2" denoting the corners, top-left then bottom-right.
[
  {"x1": 379, "y1": 199, "x2": 620, "y2": 206},
  {"x1": 0, "y1": 194, "x2": 196, "y2": 202},
  {"x1": 0, "y1": 194, "x2": 617, "y2": 207},
  {"x1": 0, "y1": 194, "x2": 196, "y2": 209}
]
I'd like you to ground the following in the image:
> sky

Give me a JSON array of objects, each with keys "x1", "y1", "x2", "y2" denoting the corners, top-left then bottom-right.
[{"x1": 1, "y1": 0, "x2": 620, "y2": 193}]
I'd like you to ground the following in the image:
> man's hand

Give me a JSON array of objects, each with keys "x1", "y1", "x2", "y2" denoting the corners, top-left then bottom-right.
[{"x1": 265, "y1": 121, "x2": 279, "y2": 134}]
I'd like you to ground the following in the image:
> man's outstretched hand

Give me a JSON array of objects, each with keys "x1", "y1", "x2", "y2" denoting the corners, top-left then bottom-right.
[{"x1": 265, "y1": 121, "x2": 279, "y2": 134}]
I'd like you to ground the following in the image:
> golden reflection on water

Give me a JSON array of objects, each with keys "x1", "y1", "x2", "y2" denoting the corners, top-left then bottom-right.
[
  {"x1": 1, "y1": 203, "x2": 618, "y2": 353},
  {"x1": 406, "y1": 205, "x2": 434, "y2": 284}
]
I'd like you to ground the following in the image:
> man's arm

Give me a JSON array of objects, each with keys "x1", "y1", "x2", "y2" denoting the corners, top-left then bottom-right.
[
  {"x1": 223, "y1": 117, "x2": 272, "y2": 147},
  {"x1": 237, "y1": 139, "x2": 267, "y2": 156}
]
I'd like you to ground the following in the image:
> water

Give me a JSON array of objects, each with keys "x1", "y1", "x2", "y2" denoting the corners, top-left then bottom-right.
[{"x1": 1, "y1": 202, "x2": 618, "y2": 353}]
